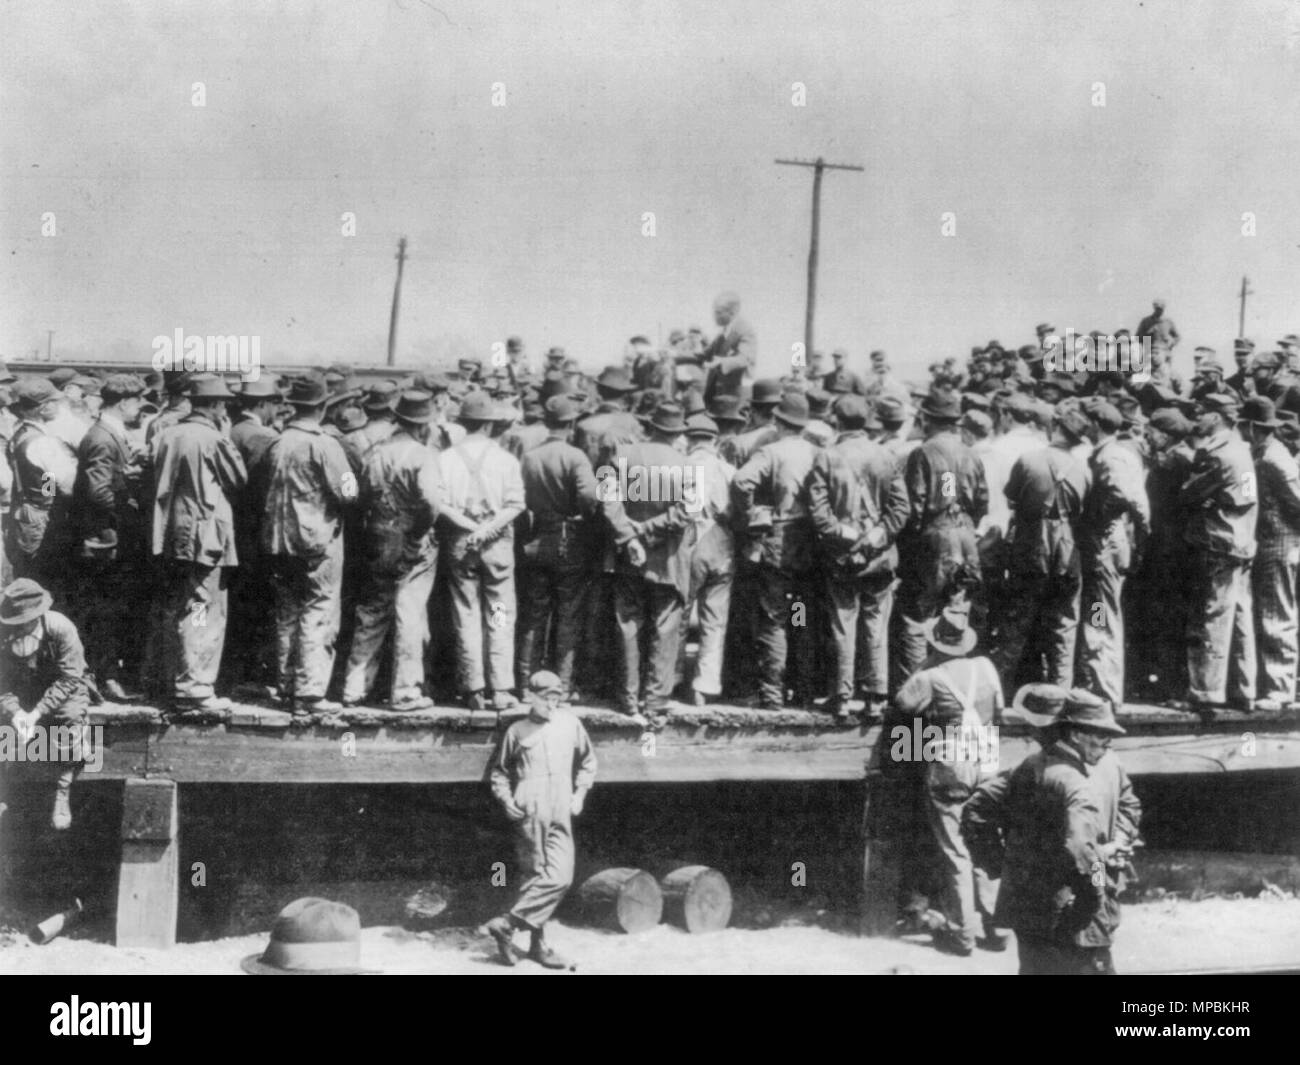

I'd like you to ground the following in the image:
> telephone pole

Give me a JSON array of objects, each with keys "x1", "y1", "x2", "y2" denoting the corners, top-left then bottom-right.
[
  {"x1": 776, "y1": 157, "x2": 864, "y2": 358},
  {"x1": 46, "y1": 330, "x2": 54, "y2": 362},
  {"x1": 1238, "y1": 275, "x2": 1252, "y2": 340},
  {"x1": 387, "y1": 236, "x2": 408, "y2": 367}
]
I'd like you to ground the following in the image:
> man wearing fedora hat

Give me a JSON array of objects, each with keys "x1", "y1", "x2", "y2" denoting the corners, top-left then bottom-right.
[
  {"x1": 261, "y1": 377, "x2": 358, "y2": 716},
  {"x1": 229, "y1": 377, "x2": 282, "y2": 471},
  {"x1": 894, "y1": 389, "x2": 988, "y2": 679},
  {"x1": 145, "y1": 371, "x2": 193, "y2": 446},
  {"x1": 5, "y1": 378, "x2": 77, "y2": 589},
  {"x1": 1240, "y1": 396, "x2": 1300, "y2": 710},
  {"x1": 341, "y1": 391, "x2": 443, "y2": 711},
  {"x1": 808, "y1": 394, "x2": 909, "y2": 721},
  {"x1": 892, "y1": 600, "x2": 1004, "y2": 955},
  {"x1": 599, "y1": 401, "x2": 693, "y2": 722},
  {"x1": 732, "y1": 392, "x2": 820, "y2": 709},
  {"x1": 719, "y1": 378, "x2": 781, "y2": 468},
  {"x1": 336, "y1": 380, "x2": 399, "y2": 473},
  {"x1": 439, "y1": 391, "x2": 526, "y2": 711},
  {"x1": 702, "y1": 291, "x2": 757, "y2": 405},
  {"x1": 963, "y1": 687, "x2": 1141, "y2": 974},
  {"x1": 150, "y1": 375, "x2": 247, "y2": 712},
  {"x1": 515, "y1": 396, "x2": 602, "y2": 699},
  {"x1": 0, "y1": 578, "x2": 90, "y2": 829},
  {"x1": 1172, "y1": 393, "x2": 1258, "y2": 712},
  {"x1": 486, "y1": 670, "x2": 596, "y2": 969},
  {"x1": 71, "y1": 373, "x2": 148, "y2": 701}
]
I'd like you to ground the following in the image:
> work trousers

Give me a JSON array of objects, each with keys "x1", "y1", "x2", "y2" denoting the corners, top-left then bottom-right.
[
  {"x1": 343, "y1": 547, "x2": 438, "y2": 705},
  {"x1": 447, "y1": 537, "x2": 516, "y2": 695},
  {"x1": 1187, "y1": 553, "x2": 1256, "y2": 705},
  {"x1": 1016, "y1": 935, "x2": 1116, "y2": 975},
  {"x1": 222, "y1": 558, "x2": 275, "y2": 690},
  {"x1": 613, "y1": 574, "x2": 683, "y2": 714},
  {"x1": 686, "y1": 549, "x2": 732, "y2": 696},
  {"x1": 754, "y1": 565, "x2": 813, "y2": 707},
  {"x1": 895, "y1": 514, "x2": 981, "y2": 681},
  {"x1": 826, "y1": 569, "x2": 895, "y2": 701},
  {"x1": 516, "y1": 561, "x2": 589, "y2": 691},
  {"x1": 509, "y1": 811, "x2": 574, "y2": 931},
  {"x1": 1253, "y1": 539, "x2": 1300, "y2": 703},
  {"x1": 161, "y1": 560, "x2": 228, "y2": 701},
  {"x1": 74, "y1": 556, "x2": 145, "y2": 688},
  {"x1": 269, "y1": 535, "x2": 344, "y2": 701},
  {"x1": 925, "y1": 780, "x2": 998, "y2": 952},
  {"x1": 1080, "y1": 537, "x2": 1128, "y2": 707},
  {"x1": 995, "y1": 570, "x2": 1081, "y2": 691}
]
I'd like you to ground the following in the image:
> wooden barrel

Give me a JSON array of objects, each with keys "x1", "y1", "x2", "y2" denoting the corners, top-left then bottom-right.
[
  {"x1": 660, "y1": 865, "x2": 732, "y2": 933},
  {"x1": 574, "y1": 868, "x2": 663, "y2": 933}
]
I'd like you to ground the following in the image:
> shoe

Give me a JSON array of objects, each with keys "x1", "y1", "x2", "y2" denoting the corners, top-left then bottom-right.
[
  {"x1": 466, "y1": 691, "x2": 487, "y2": 712},
  {"x1": 862, "y1": 696, "x2": 888, "y2": 724},
  {"x1": 1254, "y1": 697, "x2": 1286, "y2": 712},
  {"x1": 977, "y1": 931, "x2": 1008, "y2": 953},
  {"x1": 51, "y1": 787, "x2": 72, "y2": 831},
  {"x1": 391, "y1": 695, "x2": 434, "y2": 712},
  {"x1": 529, "y1": 934, "x2": 574, "y2": 970},
  {"x1": 172, "y1": 695, "x2": 231, "y2": 714},
  {"x1": 294, "y1": 697, "x2": 342, "y2": 715},
  {"x1": 492, "y1": 691, "x2": 520, "y2": 711},
  {"x1": 933, "y1": 932, "x2": 974, "y2": 957},
  {"x1": 102, "y1": 678, "x2": 141, "y2": 702},
  {"x1": 484, "y1": 916, "x2": 519, "y2": 967},
  {"x1": 691, "y1": 690, "x2": 708, "y2": 708}
]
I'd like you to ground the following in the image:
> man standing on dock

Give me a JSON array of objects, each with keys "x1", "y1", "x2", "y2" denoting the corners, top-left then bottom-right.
[{"x1": 485, "y1": 670, "x2": 596, "y2": 970}]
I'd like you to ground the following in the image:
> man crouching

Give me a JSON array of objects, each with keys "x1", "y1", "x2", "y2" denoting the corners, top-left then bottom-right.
[
  {"x1": 485, "y1": 670, "x2": 596, "y2": 969},
  {"x1": 0, "y1": 579, "x2": 91, "y2": 830}
]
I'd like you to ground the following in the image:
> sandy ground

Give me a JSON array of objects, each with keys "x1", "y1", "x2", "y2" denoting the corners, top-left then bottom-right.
[{"x1": 3, "y1": 896, "x2": 1299, "y2": 975}]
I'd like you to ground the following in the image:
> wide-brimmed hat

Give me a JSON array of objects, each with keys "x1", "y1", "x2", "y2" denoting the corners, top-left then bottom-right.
[
  {"x1": 684, "y1": 412, "x2": 719, "y2": 437},
  {"x1": 393, "y1": 390, "x2": 434, "y2": 424},
  {"x1": 707, "y1": 394, "x2": 748, "y2": 424},
  {"x1": 594, "y1": 367, "x2": 636, "y2": 394},
  {"x1": 0, "y1": 579, "x2": 53, "y2": 626},
  {"x1": 1240, "y1": 396, "x2": 1280, "y2": 428},
  {"x1": 457, "y1": 391, "x2": 497, "y2": 423},
  {"x1": 241, "y1": 897, "x2": 379, "y2": 975},
  {"x1": 647, "y1": 401, "x2": 688, "y2": 434},
  {"x1": 1059, "y1": 688, "x2": 1126, "y2": 735},
  {"x1": 923, "y1": 603, "x2": 976, "y2": 656},
  {"x1": 772, "y1": 392, "x2": 809, "y2": 428},
  {"x1": 1010, "y1": 683, "x2": 1069, "y2": 727},
  {"x1": 235, "y1": 377, "x2": 281, "y2": 402},
  {"x1": 282, "y1": 377, "x2": 328, "y2": 406},
  {"x1": 919, "y1": 391, "x2": 962, "y2": 421},
  {"x1": 362, "y1": 380, "x2": 399, "y2": 412},
  {"x1": 750, "y1": 379, "x2": 784, "y2": 406},
  {"x1": 189, "y1": 374, "x2": 236, "y2": 400}
]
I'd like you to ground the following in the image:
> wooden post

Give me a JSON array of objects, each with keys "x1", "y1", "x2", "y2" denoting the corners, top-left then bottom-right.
[
  {"x1": 859, "y1": 773, "x2": 899, "y2": 936},
  {"x1": 1238, "y1": 275, "x2": 1251, "y2": 339},
  {"x1": 387, "y1": 236, "x2": 407, "y2": 367},
  {"x1": 116, "y1": 777, "x2": 178, "y2": 949}
]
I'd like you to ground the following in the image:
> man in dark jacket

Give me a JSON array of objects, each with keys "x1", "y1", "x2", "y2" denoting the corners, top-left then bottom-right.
[{"x1": 962, "y1": 687, "x2": 1140, "y2": 975}]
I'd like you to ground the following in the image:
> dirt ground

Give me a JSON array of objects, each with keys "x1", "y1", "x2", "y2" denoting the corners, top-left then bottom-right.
[{"x1": 3, "y1": 896, "x2": 1298, "y2": 975}]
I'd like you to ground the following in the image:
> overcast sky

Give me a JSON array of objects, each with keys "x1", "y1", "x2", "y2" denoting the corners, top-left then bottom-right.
[{"x1": 4, "y1": 0, "x2": 1300, "y2": 379}]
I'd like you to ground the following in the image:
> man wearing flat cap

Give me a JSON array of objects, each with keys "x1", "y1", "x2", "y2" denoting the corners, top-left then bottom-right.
[
  {"x1": 485, "y1": 670, "x2": 596, "y2": 969},
  {"x1": 515, "y1": 396, "x2": 602, "y2": 700},
  {"x1": 1225, "y1": 338, "x2": 1256, "y2": 399},
  {"x1": 822, "y1": 348, "x2": 866, "y2": 396},
  {"x1": 1078, "y1": 400, "x2": 1150, "y2": 710},
  {"x1": 148, "y1": 375, "x2": 246, "y2": 713},
  {"x1": 341, "y1": 391, "x2": 443, "y2": 711},
  {"x1": 1240, "y1": 397, "x2": 1300, "y2": 710},
  {"x1": 962, "y1": 688, "x2": 1141, "y2": 974},
  {"x1": 5, "y1": 378, "x2": 77, "y2": 590},
  {"x1": 1172, "y1": 392, "x2": 1257, "y2": 711},
  {"x1": 732, "y1": 392, "x2": 821, "y2": 709},
  {"x1": 71, "y1": 373, "x2": 148, "y2": 700}
]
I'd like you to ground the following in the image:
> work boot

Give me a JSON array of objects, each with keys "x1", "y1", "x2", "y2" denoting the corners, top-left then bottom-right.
[
  {"x1": 466, "y1": 690, "x2": 488, "y2": 712},
  {"x1": 978, "y1": 922, "x2": 1008, "y2": 952},
  {"x1": 102, "y1": 678, "x2": 141, "y2": 702},
  {"x1": 529, "y1": 930, "x2": 574, "y2": 970},
  {"x1": 484, "y1": 916, "x2": 519, "y2": 967},
  {"x1": 52, "y1": 783, "x2": 72, "y2": 831},
  {"x1": 391, "y1": 694, "x2": 435, "y2": 712},
  {"x1": 171, "y1": 695, "x2": 232, "y2": 715}
]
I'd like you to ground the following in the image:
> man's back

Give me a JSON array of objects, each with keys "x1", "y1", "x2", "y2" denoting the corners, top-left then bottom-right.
[
  {"x1": 261, "y1": 421, "x2": 353, "y2": 558},
  {"x1": 151, "y1": 414, "x2": 245, "y2": 565}
]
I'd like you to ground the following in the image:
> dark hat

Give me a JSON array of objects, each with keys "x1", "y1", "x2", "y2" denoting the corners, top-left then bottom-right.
[
  {"x1": 456, "y1": 391, "x2": 497, "y2": 423},
  {"x1": 457, "y1": 357, "x2": 482, "y2": 374},
  {"x1": 1253, "y1": 351, "x2": 1282, "y2": 370},
  {"x1": 1234, "y1": 337, "x2": 1256, "y2": 352},
  {"x1": 325, "y1": 362, "x2": 354, "y2": 381},
  {"x1": 393, "y1": 390, "x2": 435, "y2": 424},
  {"x1": 506, "y1": 336, "x2": 523, "y2": 353},
  {"x1": 528, "y1": 670, "x2": 564, "y2": 695},
  {"x1": 362, "y1": 380, "x2": 399, "y2": 412},
  {"x1": 235, "y1": 376, "x2": 281, "y2": 401},
  {"x1": 1200, "y1": 393, "x2": 1240, "y2": 417},
  {"x1": 543, "y1": 395, "x2": 581, "y2": 425},
  {"x1": 163, "y1": 370, "x2": 193, "y2": 396},
  {"x1": 1060, "y1": 688, "x2": 1125, "y2": 735},
  {"x1": 960, "y1": 409, "x2": 993, "y2": 438},
  {"x1": 924, "y1": 602, "x2": 976, "y2": 656},
  {"x1": 1280, "y1": 334, "x2": 1300, "y2": 348},
  {"x1": 750, "y1": 378, "x2": 784, "y2": 406},
  {"x1": 241, "y1": 897, "x2": 378, "y2": 975},
  {"x1": 708, "y1": 394, "x2": 749, "y2": 424},
  {"x1": 1010, "y1": 683, "x2": 1069, "y2": 727},
  {"x1": 875, "y1": 395, "x2": 906, "y2": 425},
  {"x1": 962, "y1": 391, "x2": 992, "y2": 413},
  {"x1": 648, "y1": 401, "x2": 688, "y2": 435},
  {"x1": 1035, "y1": 323, "x2": 1055, "y2": 335},
  {"x1": 0, "y1": 578, "x2": 53, "y2": 626},
  {"x1": 13, "y1": 378, "x2": 58, "y2": 408},
  {"x1": 805, "y1": 388, "x2": 831, "y2": 418},
  {"x1": 412, "y1": 372, "x2": 451, "y2": 395},
  {"x1": 545, "y1": 346, "x2": 567, "y2": 361},
  {"x1": 1149, "y1": 408, "x2": 1194, "y2": 438},
  {"x1": 1087, "y1": 400, "x2": 1124, "y2": 432},
  {"x1": 594, "y1": 366, "x2": 636, "y2": 394},
  {"x1": 685, "y1": 413, "x2": 719, "y2": 437},
  {"x1": 101, "y1": 373, "x2": 146, "y2": 402},
  {"x1": 680, "y1": 388, "x2": 707, "y2": 416},
  {"x1": 1239, "y1": 395, "x2": 1280, "y2": 428},
  {"x1": 48, "y1": 367, "x2": 78, "y2": 389},
  {"x1": 832, "y1": 393, "x2": 870, "y2": 429},
  {"x1": 284, "y1": 377, "x2": 328, "y2": 406},
  {"x1": 772, "y1": 392, "x2": 810, "y2": 428},
  {"x1": 1195, "y1": 358, "x2": 1225, "y2": 376},
  {"x1": 919, "y1": 391, "x2": 962, "y2": 421},
  {"x1": 538, "y1": 370, "x2": 570, "y2": 402},
  {"x1": 71, "y1": 375, "x2": 100, "y2": 395}
]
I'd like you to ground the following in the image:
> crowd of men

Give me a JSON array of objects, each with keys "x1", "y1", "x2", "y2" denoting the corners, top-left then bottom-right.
[{"x1": 3, "y1": 292, "x2": 1300, "y2": 731}]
